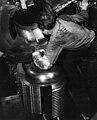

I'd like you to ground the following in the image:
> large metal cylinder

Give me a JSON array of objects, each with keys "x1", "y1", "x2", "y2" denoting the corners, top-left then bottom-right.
[{"x1": 17, "y1": 63, "x2": 66, "y2": 119}]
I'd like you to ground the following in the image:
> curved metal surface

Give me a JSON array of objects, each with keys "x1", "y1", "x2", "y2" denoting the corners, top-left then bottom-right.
[
  {"x1": 23, "y1": 62, "x2": 65, "y2": 85},
  {"x1": 17, "y1": 63, "x2": 66, "y2": 118}
]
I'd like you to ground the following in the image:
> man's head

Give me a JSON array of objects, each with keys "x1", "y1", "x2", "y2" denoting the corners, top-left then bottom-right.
[{"x1": 37, "y1": 2, "x2": 57, "y2": 30}]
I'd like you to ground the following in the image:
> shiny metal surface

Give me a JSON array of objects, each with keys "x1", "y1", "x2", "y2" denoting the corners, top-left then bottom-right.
[
  {"x1": 23, "y1": 63, "x2": 64, "y2": 84},
  {"x1": 17, "y1": 63, "x2": 66, "y2": 118},
  {"x1": 20, "y1": 29, "x2": 36, "y2": 41}
]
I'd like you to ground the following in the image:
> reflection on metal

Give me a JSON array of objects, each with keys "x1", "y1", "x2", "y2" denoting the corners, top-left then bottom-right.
[
  {"x1": 17, "y1": 63, "x2": 66, "y2": 119},
  {"x1": 94, "y1": 2, "x2": 97, "y2": 5},
  {"x1": 38, "y1": 72, "x2": 55, "y2": 83},
  {"x1": 1, "y1": 95, "x2": 19, "y2": 102},
  {"x1": 54, "y1": 0, "x2": 77, "y2": 12},
  {"x1": 57, "y1": 117, "x2": 60, "y2": 120},
  {"x1": 43, "y1": 114, "x2": 48, "y2": 120},
  {"x1": 81, "y1": 113, "x2": 90, "y2": 120}
]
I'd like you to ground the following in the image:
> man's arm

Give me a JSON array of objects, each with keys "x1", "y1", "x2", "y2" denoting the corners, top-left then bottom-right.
[
  {"x1": 59, "y1": 10, "x2": 88, "y2": 24},
  {"x1": 59, "y1": 0, "x2": 89, "y2": 24}
]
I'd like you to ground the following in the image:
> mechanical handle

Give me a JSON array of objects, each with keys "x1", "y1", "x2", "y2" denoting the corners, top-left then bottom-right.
[{"x1": 54, "y1": 0, "x2": 77, "y2": 12}]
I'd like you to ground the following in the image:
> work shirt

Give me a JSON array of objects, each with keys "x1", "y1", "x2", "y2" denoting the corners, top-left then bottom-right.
[{"x1": 43, "y1": 10, "x2": 95, "y2": 65}]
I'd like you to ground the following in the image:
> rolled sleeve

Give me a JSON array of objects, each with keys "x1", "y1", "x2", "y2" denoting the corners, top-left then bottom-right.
[{"x1": 59, "y1": 10, "x2": 88, "y2": 24}]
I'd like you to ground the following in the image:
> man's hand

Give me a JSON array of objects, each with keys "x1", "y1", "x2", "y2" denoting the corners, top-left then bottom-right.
[
  {"x1": 32, "y1": 49, "x2": 52, "y2": 70},
  {"x1": 79, "y1": 0, "x2": 89, "y2": 10}
]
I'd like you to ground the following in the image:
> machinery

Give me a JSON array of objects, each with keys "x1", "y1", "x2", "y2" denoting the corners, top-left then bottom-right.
[
  {"x1": 16, "y1": 62, "x2": 66, "y2": 120},
  {"x1": 0, "y1": 0, "x2": 80, "y2": 120},
  {"x1": 0, "y1": 0, "x2": 91, "y2": 120}
]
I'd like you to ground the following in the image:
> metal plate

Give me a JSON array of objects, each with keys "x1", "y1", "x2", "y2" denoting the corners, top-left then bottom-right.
[{"x1": 50, "y1": 0, "x2": 68, "y2": 8}]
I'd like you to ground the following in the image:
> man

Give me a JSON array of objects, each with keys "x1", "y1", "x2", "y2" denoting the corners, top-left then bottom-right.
[
  {"x1": 0, "y1": 0, "x2": 97, "y2": 119},
  {"x1": 33, "y1": 0, "x2": 95, "y2": 70},
  {"x1": 32, "y1": 0, "x2": 97, "y2": 119}
]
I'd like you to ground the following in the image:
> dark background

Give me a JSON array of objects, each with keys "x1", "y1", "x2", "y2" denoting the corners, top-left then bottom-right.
[{"x1": 0, "y1": 0, "x2": 97, "y2": 120}]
